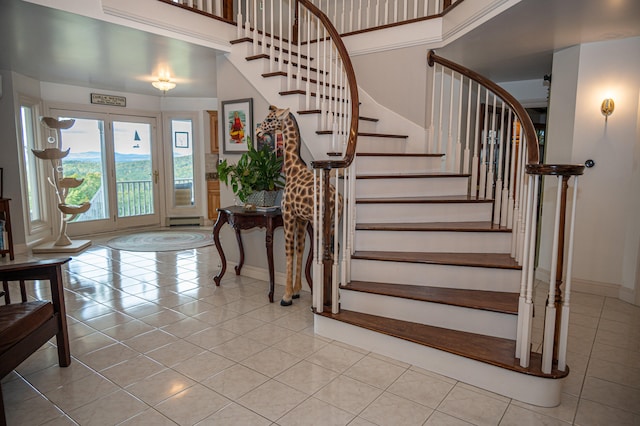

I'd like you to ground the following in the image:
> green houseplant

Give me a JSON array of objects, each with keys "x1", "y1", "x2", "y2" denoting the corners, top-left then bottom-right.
[{"x1": 217, "y1": 143, "x2": 285, "y2": 205}]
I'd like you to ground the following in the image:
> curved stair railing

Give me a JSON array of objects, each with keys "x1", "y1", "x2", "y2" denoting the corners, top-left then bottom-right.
[{"x1": 427, "y1": 50, "x2": 585, "y2": 373}]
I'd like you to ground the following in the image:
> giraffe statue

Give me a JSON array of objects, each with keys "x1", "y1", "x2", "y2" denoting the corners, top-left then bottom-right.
[{"x1": 256, "y1": 105, "x2": 342, "y2": 306}]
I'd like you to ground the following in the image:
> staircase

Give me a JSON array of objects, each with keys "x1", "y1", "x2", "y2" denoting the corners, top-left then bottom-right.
[{"x1": 164, "y1": 0, "x2": 584, "y2": 408}]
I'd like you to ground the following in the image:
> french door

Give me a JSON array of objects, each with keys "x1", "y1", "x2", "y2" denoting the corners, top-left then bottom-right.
[{"x1": 49, "y1": 109, "x2": 162, "y2": 235}]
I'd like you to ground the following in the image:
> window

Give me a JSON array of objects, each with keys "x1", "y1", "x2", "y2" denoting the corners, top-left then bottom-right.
[{"x1": 18, "y1": 101, "x2": 47, "y2": 232}]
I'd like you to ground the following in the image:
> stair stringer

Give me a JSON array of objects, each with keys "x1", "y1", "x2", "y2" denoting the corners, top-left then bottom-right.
[{"x1": 315, "y1": 315, "x2": 564, "y2": 408}]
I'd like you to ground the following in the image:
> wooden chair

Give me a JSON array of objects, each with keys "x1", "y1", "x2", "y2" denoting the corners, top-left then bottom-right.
[{"x1": 0, "y1": 258, "x2": 71, "y2": 425}]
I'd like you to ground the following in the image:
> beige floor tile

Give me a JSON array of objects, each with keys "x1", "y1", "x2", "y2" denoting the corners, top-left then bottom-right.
[
  {"x1": 155, "y1": 383, "x2": 231, "y2": 425},
  {"x1": 201, "y1": 363, "x2": 270, "y2": 399},
  {"x1": 100, "y1": 355, "x2": 165, "y2": 387},
  {"x1": 241, "y1": 346, "x2": 302, "y2": 377},
  {"x1": 275, "y1": 360, "x2": 339, "y2": 395},
  {"x1": 511, "y1": 392, "x2": 578, "y2": 423},
  {"x1": 160, "y1": 316, "x2": 210, "y2": 338},
  {"x1": 67, "y1": 389, "x2": 147, "y2": 425},
  {"x1": 100, "y1": 319, "x2": 155, "y2": 341},
  {"x1": 277, "y1": 333, "x2": 331, "y2": 358},
  {"x1": 278, "y1": 397, "x2": 355, "y2": 426},
  {"x1": 123, "y1": 329, "x2": 178, "y2": 353},
  {"x1": 437, "y1": 384, "x2": 509, "y2": 426},
  {"x1": 314, "y1": 375, "x2": 383, "y2": 415},
  {"x1": 580, "y1": 376, "x2": 640, "y2": 414},
  {"x1": 5, "y1": 394, "x2": 65, "y2": 426},
  {"x1": 173, "y1": 350, "x2": 236, "y2": 381},
  {"x1": 243, "y1": 322, "x2": 296, "y2": 346},
  {"x1": 84, "y1": 311, "x2": 134, "y2": 330},
  {"x1": 185, "y1": 326, "x2": 239, "y2": 349},
  {"x1": 586, "y1": 357, "x2": 640, "y2": 389},
  {"x1": 69, "y1": 331, "x2": 118, "y2": 356},
  {"x1": 44, "y1": 373, "x2": 120, "y2": 412},
  {"x1": 13, "y1": 345, "x2": 62, "y2": 377},
  {"x1": 212, "y1": 335, "x2": 269, "y2": 362},
  {"x1": 306, "y1": 342, "x2": 366, "y2": 373},
  {"x1": 1, "y1": 376, "x2": 42, "y2": 405},
  {"x1": 360, "y1": 392, "x2": 433, "y2": 425},
  {"x1": 344, "y1": 354, "x2": 408, "y2": 389},
  {"x1": 387, "y1": 369, "x2": 455, "y2": 409},
  {"x1": 197, "y1": 402, "x2": 272, "y2": 425},
  {"x1": 118, "y1": 408, "x2": 177, "y2": 426},
  {"x1": 220, "y1": 314, "x2": 267, "y2": 334},
  {"x1": 24, "y1": 359, "x2": 94, "y2": 394},
  {"x1": 125, "y1": 368, "x2": 195, "y2": 405},
  {"x1": 500, "y1": 404, "x2": 571, "y2": 425},
  {"x1": 424, "y1": 411, "x2": 475, "y2": 425},
  {"x1": 77, "y1": 342, "x2": 139, "y2": 371},
  {"x1": 146, "y1": 339, "x2": 205, "y2": 367},
  {"x1": 573, "y1": 398, "x2": 640, "y2": 426},
  {"x1": 238, "y1": 379, "x2": 308, "y2": 421}
]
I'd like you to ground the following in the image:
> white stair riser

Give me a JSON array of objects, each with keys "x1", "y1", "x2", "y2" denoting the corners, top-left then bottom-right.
[
  {"x1": 354, "y1": 230, "x2": 512, "y2": 253},
  {"x1": 340, "y1": 290, "x2": 517, "y2": 339},
  {"x1": 350, "y1": 259, "x2": 520, "y2": 292},
  {"x1": 356, "y1": 202, "x2": 493, "y2": 223},
  {"x1": 356, "y1": 137, "x2": 408, "y2": 153},
  {"x1": 356, "y1": 156, "x2": 443, "y2": 174},
  {"x1": 356, "y1": 177, "x2": 468, "y2": 198},
  {"x1": 315, "y1": 316, "x2": 564, "y2": 408}
]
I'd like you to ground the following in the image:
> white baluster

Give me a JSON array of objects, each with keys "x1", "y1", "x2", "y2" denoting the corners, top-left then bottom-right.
[
  {"x1": 493, "y1": 102, "x2": 506, "y2": 224},
  {"x1": 558, "y1": 176, "x2": 579, "y2": 371},
  {"x1": 446, "y1": 71, "x2": 455, "y2": 172},
  {"x1": 463, "y1": 79, "x2": 472, "y2": 174},
  {"x1": 470, "y1": 86, "x2": 481, "y2": 196},
  {"x1": 542, "y1": 176, "x2": 564, "y2": 374}
]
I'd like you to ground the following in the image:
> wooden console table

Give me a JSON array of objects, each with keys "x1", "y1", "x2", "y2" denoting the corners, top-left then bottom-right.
[
  {"x1": 212, "y1": 205, "x2": 312, "y2": 302},
  {"x1": 0, "y1": 198, "x2": 15, "y2": 261}
]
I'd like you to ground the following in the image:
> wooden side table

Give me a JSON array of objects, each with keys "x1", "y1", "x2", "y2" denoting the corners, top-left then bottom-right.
[
  {"x1": 212, "y1": 205, "x2": 312, "y2": 302},
  {"x1": 0, "y1": 198, "x2": 15, "y2": 261}
]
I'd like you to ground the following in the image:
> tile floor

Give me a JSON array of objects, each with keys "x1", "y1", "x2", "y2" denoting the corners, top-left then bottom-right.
[{"x1": 1, "y1": 231, "x2": 639, "y2": 425}]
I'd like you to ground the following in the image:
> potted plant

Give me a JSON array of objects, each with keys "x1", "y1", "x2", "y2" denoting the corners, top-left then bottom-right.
[{"x1": 217, "y1": 143, "x2": 285, "y2": 206}]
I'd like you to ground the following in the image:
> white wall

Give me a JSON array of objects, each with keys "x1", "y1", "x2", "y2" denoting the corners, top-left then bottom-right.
[
  {"x1": 351, "y1": 45, "x2": 429, "y2": 127},
  {"x1": 215, "y1": 54, "x2": 312, "y2": 292},
  {"x1": 541, "y1": 37, "x2": 640, "y2": 304}
]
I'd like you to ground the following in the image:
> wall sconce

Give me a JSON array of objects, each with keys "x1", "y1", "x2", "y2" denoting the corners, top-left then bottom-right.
[
  {"x1": 152, "y1": 77, "x2": 176, "y2": 94},
  {"x1": 601, "y1": 98, "x2": 615, "y2": 120}
]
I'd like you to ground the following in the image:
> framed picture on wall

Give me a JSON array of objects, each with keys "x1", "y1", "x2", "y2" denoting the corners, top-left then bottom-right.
[
  {"x1": 174, "y1": 131, "x2": 189, "y2": 148},
  {"x1": 221, "y1": 98, "x2": 253, "y2": 153}
]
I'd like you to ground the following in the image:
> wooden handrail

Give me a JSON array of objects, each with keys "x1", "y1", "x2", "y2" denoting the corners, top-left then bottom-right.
[
  {"x1": 298, "y1": 0, "x2": 360, "y2": 171},
  {"x1": 427, "y1": 50, "x2": 539, "y2": 165}
]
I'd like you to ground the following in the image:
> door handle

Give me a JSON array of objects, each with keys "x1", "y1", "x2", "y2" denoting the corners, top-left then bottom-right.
[{"x1": 154, "y1": 170, "x2": 159, "y2": 184}]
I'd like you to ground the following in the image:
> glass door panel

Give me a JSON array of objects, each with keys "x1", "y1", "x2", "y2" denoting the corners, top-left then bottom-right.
[
  {"x1": 58, "y1": 117, "x2": 110, "y2": 223},
  {"x1": 171, "y1": 119, "x2": 195, "y2": 207},
  {"x1": 113, "y1": 121, "x2": 157, "y2": 220}
]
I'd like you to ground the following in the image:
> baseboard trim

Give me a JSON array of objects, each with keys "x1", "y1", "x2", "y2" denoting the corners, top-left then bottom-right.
[{"x1": 536, "y1": 268, "x2": 621, "y2": 298}]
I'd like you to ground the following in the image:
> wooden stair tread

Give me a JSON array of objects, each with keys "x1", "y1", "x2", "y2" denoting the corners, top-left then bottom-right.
[
  {"x1": 316, "y1": 309, "x2": 568, "y2": 379},
  {"x1": 356, "y1": 152, "x2": 443, "y2": 157},
  {"x1": 356, "y1": 172, "x2": 470, "y2": 179},
  {"x1": 316, "y1": 131, "x2": 407, "y2": 138},
  {"x1": 356, "y1": 195, "x2": 494, "y2": 204},
  {"x1": 343, "y1": 281, "x2": 519, "y2": 314},
  {"x1": 356, "y1": 221, "x2": 510, "y2": 232},
  {"x1": 352, "y1": 251, "x2": 522, "y2": 270}
]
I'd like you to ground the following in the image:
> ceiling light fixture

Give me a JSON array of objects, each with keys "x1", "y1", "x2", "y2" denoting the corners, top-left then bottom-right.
[{"x1": 152, "y1": 77, "x2": 176, "y2": 94}]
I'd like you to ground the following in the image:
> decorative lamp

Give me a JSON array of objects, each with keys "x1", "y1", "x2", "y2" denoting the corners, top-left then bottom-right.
[{"x1": 601, "y1": 98, "x2": 614, "y2": 120}]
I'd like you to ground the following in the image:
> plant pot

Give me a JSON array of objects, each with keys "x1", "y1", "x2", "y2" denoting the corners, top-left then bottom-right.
[{"x1": 246, "y1": 190, "x2": 280, "y2": 207}]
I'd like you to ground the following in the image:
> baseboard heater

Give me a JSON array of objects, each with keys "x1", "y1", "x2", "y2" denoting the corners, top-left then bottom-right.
[{"x1": 166, "y1": 216, "x2": 204, "y2": 226}]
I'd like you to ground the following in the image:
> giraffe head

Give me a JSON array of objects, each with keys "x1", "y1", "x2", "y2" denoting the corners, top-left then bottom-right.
[{"x1": 256, "y1": 105, "x2": 289, "y2": 138}]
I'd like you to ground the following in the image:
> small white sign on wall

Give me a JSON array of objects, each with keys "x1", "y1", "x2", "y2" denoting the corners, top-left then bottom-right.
[{"x1": 90, "y1": 93, "x2": 126, "y2": 107}]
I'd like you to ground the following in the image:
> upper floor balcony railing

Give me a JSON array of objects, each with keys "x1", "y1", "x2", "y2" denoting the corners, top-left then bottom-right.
[{"x1": 163, "y1": 0, "x2": 460, "y2": 34}]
